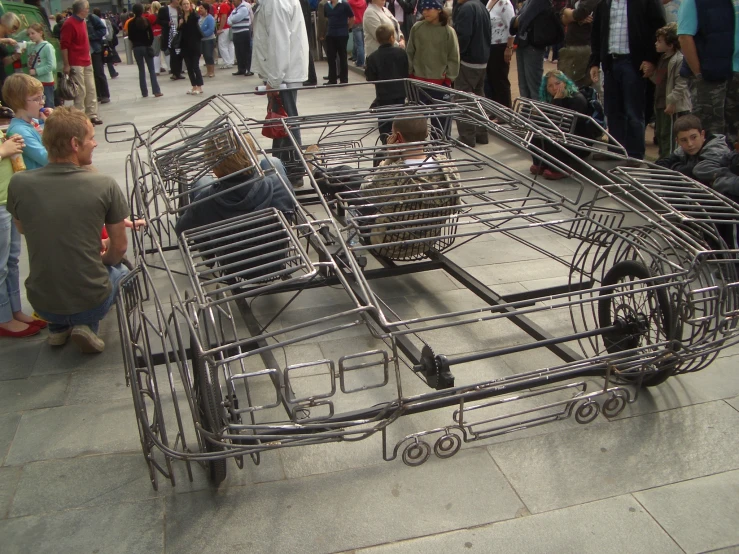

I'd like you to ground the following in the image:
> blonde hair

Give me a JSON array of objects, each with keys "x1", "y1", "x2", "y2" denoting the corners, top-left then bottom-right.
[
  {"x1": 206, "y1": 131, "x2": 258, "y2": 178},
  {"x1": 151, "y1": 1, "x2": 161, "y2": 13},
  {"x1": 1, "y1": 12, "x2": 21, "y2": 33},
  {"x1": 42, "y1": 107, "x2": 91, "y2": 159},
  {"x1": 1, "y1": 73, "x2": 44, "y2": 112}
]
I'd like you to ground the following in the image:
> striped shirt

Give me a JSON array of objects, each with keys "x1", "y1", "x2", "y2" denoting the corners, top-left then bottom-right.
[{"x1": 228, "y1": 1, "x2": 253, "y2": 33}]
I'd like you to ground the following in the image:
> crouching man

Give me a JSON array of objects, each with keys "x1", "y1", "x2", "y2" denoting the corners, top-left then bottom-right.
[{"x1": 7, "y1": 107, "x2": 129, "y2": 353}]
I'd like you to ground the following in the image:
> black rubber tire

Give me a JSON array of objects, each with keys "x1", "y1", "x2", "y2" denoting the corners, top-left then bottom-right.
[
  {"x1": 598, "y1": 260, "x2": 676, "y2": 387},
  {"x1": 192, "y1": 342, "x2": 227, "y2": 486}
]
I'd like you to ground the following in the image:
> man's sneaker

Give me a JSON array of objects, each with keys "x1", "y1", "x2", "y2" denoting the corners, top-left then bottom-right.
[
  {"x1": 70, "y1": 325, "x2": 105, "y2": 353},
  {"x1": 48, "y1": 328, "x2": 73, "y2": 347}
]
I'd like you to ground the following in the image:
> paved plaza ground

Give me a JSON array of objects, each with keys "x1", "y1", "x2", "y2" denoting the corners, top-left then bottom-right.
[{"x1": 0, "y1": 58, "x2": 737, "y2": 554}]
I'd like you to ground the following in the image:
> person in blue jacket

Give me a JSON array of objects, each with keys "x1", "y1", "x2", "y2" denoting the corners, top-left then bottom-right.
[
  {"x1": 175, "y1": 132, "x2": 296, "y2": 236},
  {"x1": 2, "y1": 74, "x2": 51, "y2": 170}
]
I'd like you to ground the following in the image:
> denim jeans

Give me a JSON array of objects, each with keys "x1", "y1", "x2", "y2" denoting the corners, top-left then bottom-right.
[
  {"x1": 34, "y1": 263, "x2": 129, "y2": 334},
  {"x1": 133, "y1": 46, "x2": 161, "y2": 97},
  {"x1": 43, "y1": 84, "x2": 55, "y2": 109},
  {"x1": 0, "y1": 205, "x2": 22, "y2": 324},
  {"x1": 352, "y1": 25, "x2": 364, "y2": 67},
  {"x1": 272, "y1": 89, "x2": 304, "y2": 185},
  {"x1": 603, "y1": 57, "x2": 646, "y2": 159}
]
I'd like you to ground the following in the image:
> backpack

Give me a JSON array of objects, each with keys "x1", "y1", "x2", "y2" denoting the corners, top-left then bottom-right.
[
  {"x1": 527, "y1": 2, "x2": 565, "y2": 49},
  {"x1": 579, "y1": 85, "x2": 606, "y2": 138}
]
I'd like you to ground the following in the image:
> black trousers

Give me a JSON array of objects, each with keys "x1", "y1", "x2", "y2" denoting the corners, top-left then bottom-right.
[
  {"x1": 233, "y1": 29, "x2": 252, "y2": 74},
  {"x1": 325, "y1": 35, "x2": 348, "y2": 84},
  {"x1": 486, "y1": 43, "x2": 512, "y2": 109},
  {"x1": 531, "y1": 136, "x2": 589, "y2": 171},
  {"x1": 170, "y1": 48, "x2": 183, "y2": 78},
  {"x1": 183, "y1": 52, "x2": 204, "y2": 86},
  {"x1": 91, "y1": 51, "x2": 109, "y2": 100}
]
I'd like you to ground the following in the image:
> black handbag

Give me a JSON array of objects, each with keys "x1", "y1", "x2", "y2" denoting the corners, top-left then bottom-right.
[
  {"x1": 527, "y1": 6, "x2": 564, "y2": 48},
  {"x1": 58, "y1": 70, "x2": 79, "y2": 101}
]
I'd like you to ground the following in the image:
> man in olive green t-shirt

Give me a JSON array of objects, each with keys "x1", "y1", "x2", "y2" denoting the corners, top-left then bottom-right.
[{"x1": 7, "y1": 107, "x2": 129, "y2": 353}]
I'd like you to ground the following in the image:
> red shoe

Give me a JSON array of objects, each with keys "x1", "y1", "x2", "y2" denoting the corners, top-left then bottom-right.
[
  {"x1": 543, "y1": 169, "x2": 567, "y2": 180},
  {"x1": 30, "y1": 319, "x2": 48, "y2": 329},
  {"x1": 0, "y1": 324, "x2": 41, "y2": 338},
  {"x1": 529, "y1": 164, "x2": 545, "y2": 175}
]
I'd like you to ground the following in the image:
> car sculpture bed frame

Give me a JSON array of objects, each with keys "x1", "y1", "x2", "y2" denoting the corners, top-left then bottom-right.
[{"x1": 106, "y1": 81, "x2": 739, "y2": 489}]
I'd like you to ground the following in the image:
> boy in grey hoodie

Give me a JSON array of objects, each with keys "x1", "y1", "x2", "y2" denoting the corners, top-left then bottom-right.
[{"x1": 656, "y1": 114, "x2": 730, "y2": 186}]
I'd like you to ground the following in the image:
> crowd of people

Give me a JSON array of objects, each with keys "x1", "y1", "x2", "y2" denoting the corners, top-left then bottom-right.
[{"x1": 1, "y1": 0, "x2": 739, "y2": 350}]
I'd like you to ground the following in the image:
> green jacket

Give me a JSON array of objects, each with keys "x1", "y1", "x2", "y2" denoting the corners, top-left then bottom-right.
[
  {"x1": 406, "y1": 21, "x2": 460, "y2": 81},
  {"x1": 27, "y1": 40, "x2": 56, "y2": 84}
]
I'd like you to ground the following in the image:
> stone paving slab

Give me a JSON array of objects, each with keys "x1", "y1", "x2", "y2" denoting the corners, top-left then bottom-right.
[
  {"x1": 0, "y1": 375, "x2": 69, "y2": 415},
  {"x1": 0, "y1": 499, "x2": 164, "y2": 554},
  {"x1": 489, "y1": 400, "x2": 739, "y2": 514},
  {"x1": 0, "y1": 466, "x2": 21, "y2": 519},
  {"x1": 634, "y1": 470, "x2": 739, "y2": 554},
  {"x1": 4, "y1": 399, "x2": 140, "y2": 466},
  {"x1": 0, "y1": 336, "x2": 44, "y2": 381},
  {"x1": 0, "y1": 412, "x2": 20, "y2": 466},
  {"x1": 350, "y1": 495, "x2": 682, "y2": 554},
  {"x1": 165, "y1": 448, "x2": 523, "y2": 554},
  {"x1": 5, "y1": 450, "x2": 283, "y2": 518}
]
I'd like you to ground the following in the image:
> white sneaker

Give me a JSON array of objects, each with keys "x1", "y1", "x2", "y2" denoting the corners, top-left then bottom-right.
[{"x1": 70, "y1": 325, "x2": 105, "y2": 353}]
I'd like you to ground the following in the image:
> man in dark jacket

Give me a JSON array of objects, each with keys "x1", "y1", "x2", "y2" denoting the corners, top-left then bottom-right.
[
  {"x1": 678, "y1": 0, "x2": 739, "y2": 141},
  {"x1": 453, "y1": 0, "x2": 491, "y2": 147},
  {"x1": 588, "y1": 0, "x2": 665, "y2": 159},
  {"x1": 87, "y1": 10, "x2": 110, "y2": 103}
]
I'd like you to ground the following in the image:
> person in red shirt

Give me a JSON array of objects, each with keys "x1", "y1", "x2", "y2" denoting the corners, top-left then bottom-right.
[
  {"x1": 60, "y1": 0, "x2": 102, "y2": 126},
  {"x1": 216, "y1": 0, "x2": 235, "y2": 68}
]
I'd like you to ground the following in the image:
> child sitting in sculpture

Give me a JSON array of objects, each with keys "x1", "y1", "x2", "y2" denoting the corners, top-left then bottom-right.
[
  {"x1": 175, "y1": 131, "x2": 296, "y2": 236},
  {"x1": 306, "y1": 116, "x2": 461, "y2": 259}
]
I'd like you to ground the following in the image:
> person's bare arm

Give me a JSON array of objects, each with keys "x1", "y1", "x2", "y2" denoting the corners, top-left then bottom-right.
[
  {"x1": 13, "y1": 218, "x2": 23, "y2": 235},
  {"x1": 101, "y1": 220, "x2": 128, "y2": 266},
  {"x1": 679, "y1": 35, "x2": 701, "y2": 77},
  {"x1": 61, "y1": 48, "x2": 70, "y2": 74}
]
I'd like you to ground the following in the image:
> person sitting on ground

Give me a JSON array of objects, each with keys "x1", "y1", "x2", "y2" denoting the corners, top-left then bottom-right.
[
  {"x1": 365, "y1": 23, "x2": 409, "y2": 144},
  {"x1": 174, "y1": 132, "x2": 296, "y2": 236},
  {"x1": 6, "y1": 107, "x2": 130, "y2": 353},
  {"x1": 530, "y1": 70, "x2": 594, "y2": 181},
  {"x1": 656, "y1": 115, "x2": 731, "y2": 186}
]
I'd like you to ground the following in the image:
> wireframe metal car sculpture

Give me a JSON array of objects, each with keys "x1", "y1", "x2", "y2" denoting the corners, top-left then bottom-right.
[{"x1": 107, "y1": 81, "x2": 739, "y2": 489}]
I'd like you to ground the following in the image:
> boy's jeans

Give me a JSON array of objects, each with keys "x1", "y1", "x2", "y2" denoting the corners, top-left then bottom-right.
[
  {"x1": 35, "y1": 263, "x2": 129, "y2": 335},
  {"x1": 352, "y1": 25, "x2": 365, "y2": 67}
]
